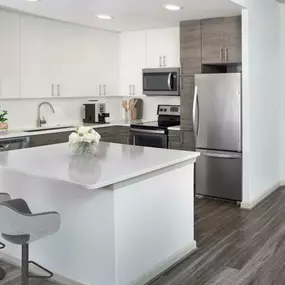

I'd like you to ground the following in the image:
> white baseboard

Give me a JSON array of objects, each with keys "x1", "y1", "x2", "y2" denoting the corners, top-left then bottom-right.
[
  {"x1": 241, "y1": 181, "x2": 281, "y2": 210},
  {"x1": 131, "y1": 241, "x2": 197, "y2": 285},
  {"x1": 1, "y1": 242, "x2": 197, "y2": 285},
  {"x1": 0, "y1": 252, "x2": 88, "y2": 285}
]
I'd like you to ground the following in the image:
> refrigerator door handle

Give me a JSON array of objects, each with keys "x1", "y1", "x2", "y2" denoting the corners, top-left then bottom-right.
[
  {"x1": 203, "y1": 152, "x2": 241, "y2": 159},
  {"x1": 193, "y1": 86, "x2": 199, "y2": 143}
]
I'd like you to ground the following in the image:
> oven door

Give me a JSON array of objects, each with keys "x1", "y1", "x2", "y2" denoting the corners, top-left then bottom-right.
[
  {"x1": 130, "y1": 129, "x2": 168, "y2": 149},
  {"x1": 143, "y1": 68, "x2": 180, "y2": 96}
]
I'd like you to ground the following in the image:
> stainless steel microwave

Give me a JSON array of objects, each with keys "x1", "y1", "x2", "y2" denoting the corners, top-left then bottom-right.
[{"x1": 142, "y1": 68, "x2": 180, "y2": 96}]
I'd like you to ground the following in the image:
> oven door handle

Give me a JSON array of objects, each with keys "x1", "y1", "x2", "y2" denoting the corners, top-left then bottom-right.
[
  {"x1": 168, "y1": 73, "x2": 173, "y2": 91},
  {"x1": 131, "y1": 128, "x2": 166, "y2": 135}
]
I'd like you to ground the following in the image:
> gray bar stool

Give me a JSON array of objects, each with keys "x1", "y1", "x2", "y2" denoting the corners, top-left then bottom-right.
[
  {"x1": 0, "y1": 198, "x2": 61, "y2": 285},
  {"x1": 0, "y1": 193, "x2": 11, "y2": 281}
]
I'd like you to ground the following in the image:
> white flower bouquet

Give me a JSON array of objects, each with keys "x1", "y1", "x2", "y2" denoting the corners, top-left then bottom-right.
[{"x1": 69, "y1": 126, "x2": 101, "y2": 156}]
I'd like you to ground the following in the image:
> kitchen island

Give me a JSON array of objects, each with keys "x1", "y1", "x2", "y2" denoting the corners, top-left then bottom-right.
[{"x1": 0, "y1": 142, "x2": 199, "y2": 285}]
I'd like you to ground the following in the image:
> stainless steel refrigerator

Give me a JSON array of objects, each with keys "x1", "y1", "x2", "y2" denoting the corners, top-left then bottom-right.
[{"x1": 194, "y1": 73, "x2": 242, "y2": 201}]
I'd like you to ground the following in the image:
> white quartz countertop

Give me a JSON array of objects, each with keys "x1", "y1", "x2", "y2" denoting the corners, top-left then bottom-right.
[
  {"x1": 0, "y1": 142, "x2": 199, "y2": 190},
  {"x1": 0, "y1": 120, "x2": 145, "y2": 140}
]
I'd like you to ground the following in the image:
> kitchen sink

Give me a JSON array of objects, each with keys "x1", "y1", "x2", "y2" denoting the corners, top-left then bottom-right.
[{"x1": 24, "y1": 126, "x2": 75, "y2": 133}]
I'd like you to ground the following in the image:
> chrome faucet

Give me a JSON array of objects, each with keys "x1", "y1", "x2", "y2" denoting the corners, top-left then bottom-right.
[{"x1": 37, "y1": 102, "x2": 55, "y2": 127}]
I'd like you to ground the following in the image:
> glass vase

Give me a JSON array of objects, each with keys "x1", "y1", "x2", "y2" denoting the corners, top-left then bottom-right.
[{"x1": 71, "y1": 142, "x2": 98, "y2": 157}]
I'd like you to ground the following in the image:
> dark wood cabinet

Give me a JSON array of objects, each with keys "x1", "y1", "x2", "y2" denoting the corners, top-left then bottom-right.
[
  {"x1": 96, "y1": 126, "x2": 130, "y2": 145},
  {"x1": 29, "y1": 126, "x2": 130, "y2": 148},
  {"x1": 180, "y1": 20, "x2": 202, "y2": 76},
  {"x1": 168, "y1": 130, "x2": 195, "y2": 151},
  {"x1": 180, "y1": 76, "x2": 195, "y2": 131},
  {"x1": 202, "y1": 16, "x2": 241, "y2": 64},
  {"x1": 224, "y1": 16, "x2": 242, "y2": 64},
  {"x1": 29, "y1": 131, "x2": 72, "y2": 147},
  {"x1": 201, "y1": 18, "x2": 224, "y2": 64},
  {"x1": 180, "y1": 130, "x2": 195, "y2": 151}
]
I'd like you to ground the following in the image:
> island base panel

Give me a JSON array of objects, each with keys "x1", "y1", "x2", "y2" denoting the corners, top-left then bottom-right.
[{"x1": 0, "y1": 162, "x2": 196, "y2": 285}]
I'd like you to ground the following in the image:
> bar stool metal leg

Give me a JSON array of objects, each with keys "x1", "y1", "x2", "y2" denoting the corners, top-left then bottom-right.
[
  {"x1": 0, "y1": 267, "x2": 5, "y2": 280},
  {"x1": 22, "y1": 244, "x2": 29, "y2": 285},
  {"x1": 0, "y1": 242, "x2": 6, "y2": 280}
]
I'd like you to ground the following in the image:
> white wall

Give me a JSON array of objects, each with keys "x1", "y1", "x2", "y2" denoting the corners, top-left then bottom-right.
[
  {"x1": 242, "y1": 0, "x2": 281, "y2": 207},
  {"x1": 279, "y1": 5, "x2": 285, "y2": 182},
  {"x1": 230, "y1": 0, "x2": 248, "y2": 8},
  {"x1": 0, "y1": 96, "x2": 179, "y2": 129}
]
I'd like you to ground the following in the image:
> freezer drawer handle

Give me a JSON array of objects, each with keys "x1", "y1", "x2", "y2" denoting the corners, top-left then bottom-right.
[{"x1": 203, "y1": 153, "x2": 241, "y2": 159}]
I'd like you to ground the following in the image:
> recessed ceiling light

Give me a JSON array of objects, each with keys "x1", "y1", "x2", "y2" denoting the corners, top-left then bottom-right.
[
  {"x1": 163, "y1": 4, "x2": 183, "y2": 11},
  {"x1": 27, "y1": 0, "x2": 40, "y2": 2},
  {"x1": 97, "y1": 14, "x2": 114, "y2": 20}
]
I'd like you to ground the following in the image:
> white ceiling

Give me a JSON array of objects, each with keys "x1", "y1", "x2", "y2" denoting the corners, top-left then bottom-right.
[{"x1": 0, "y1": 0, "x2": 242, "y2": 32}]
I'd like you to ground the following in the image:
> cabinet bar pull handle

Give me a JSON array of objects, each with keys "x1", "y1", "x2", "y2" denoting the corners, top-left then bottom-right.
[
  {"x1": 163, "y1": 56, "x2": 166, "y2": 67},
  {"x1": 181, "y1": 78, "x2": 184, "y2": 91},
  {"x1": 225, "y1": 48, "x2": 229, "y2": 62},
  {"x1": 57, "y1": 84, "x2": 60, "y2": 97},
  {"x1": 129, "y1": 84, "x2": 132, "y2": 95},
  {"x1": 220, "y1": 48, "x2": 224, "y2": 62},
  {"x1": 181, "y1": 61, "x2": 184, "y2": 75},
  {"x1": 99, "y1": 85, "x2": 101, "y2": 96},
  {"x1": 103, "y1": 85, "x2": 106, "y2": 96},
  {"x1": 133, "y1": 85, "x2": 135, "y2": 95},
  {"x1": 159, "y1": 56, "x2": 162, "y2": 67},
  {"x1": 51, "y1": 84, "x2": 55, "y2": 97}
]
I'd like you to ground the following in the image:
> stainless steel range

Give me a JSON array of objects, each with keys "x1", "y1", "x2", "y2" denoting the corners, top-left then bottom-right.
[{"x1": 130, "y1": 105, "x2": 180, "y2": 149}]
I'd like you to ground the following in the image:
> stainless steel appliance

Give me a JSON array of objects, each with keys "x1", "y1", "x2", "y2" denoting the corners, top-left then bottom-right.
[
  {"x1": 194, "y1": 73, "x2": 242, "y2": 201},
  {"x1": 83, "y1": 102, "x2": 110, "y2": 124},
  {"x1": 143, "y1": 68, "x2": 180, "y2": 96},
  {"x1": 0, "y1": 137, "x2": 30, "y2": 151},
  {"x1": 130, "y1": 105, "x2": 180, "y2": 148}
]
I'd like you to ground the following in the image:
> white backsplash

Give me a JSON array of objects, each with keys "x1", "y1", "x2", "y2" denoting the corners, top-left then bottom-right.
[{"x1": 0, "y1": 96, "x2": 180, "y2": 129}]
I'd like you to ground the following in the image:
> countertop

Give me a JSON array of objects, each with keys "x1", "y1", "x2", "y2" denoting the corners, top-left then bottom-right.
[
  {"x1": 0, "y1": 121, "x2": 181, "y2": 140},
  {"x1": 0, "y1": 142, "x2": 199, "y2": 190},
  {"x1": 0, "y1": 120, "x2": 146, "y2": 140}
]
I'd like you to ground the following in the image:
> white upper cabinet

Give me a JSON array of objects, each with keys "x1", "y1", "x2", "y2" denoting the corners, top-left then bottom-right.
[
  {"x1": 57, "y1": 23, "x2": 83, "y2": 98},
  {"x1": 21, "y1": 16, "x2": 59, "y2": 98},
  {"x1": 95, "y1": 29, "x2": 119, "y2": 96},
  {"x1": 21, "y1": 15, "x2": 119, "y2": 98},
  {"x1": 22, "y1": 17, "x2": 84, "y2": 98},
  {"x1": 81, "y1": 28, "x2": 101, "y2": 97},
  {"x1": 119, "y1": 31, "x2": 146, "y2": 96},
  {"x1": 0, "y1": 10, "x2": 21, "y2": 98},
  {"x1": 146, "y1": 27, "x2": 180, "y2": 68},
  {"x1": 82, "y1": 28, "x2": 119, "y2": 97}
]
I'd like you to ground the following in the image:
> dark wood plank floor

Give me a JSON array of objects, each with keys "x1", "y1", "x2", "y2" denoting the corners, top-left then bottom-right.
[
  {"x1": 150, "y1": 187, "x2": 285, "y2": 285},
  {"x1": 2, "y1": 187, "x2": 285, "y2": 285}
]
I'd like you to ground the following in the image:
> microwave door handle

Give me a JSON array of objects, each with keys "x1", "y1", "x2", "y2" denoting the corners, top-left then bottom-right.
[{"x1": 168, "y1": 73, "x2": 173, "y2": 91}]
